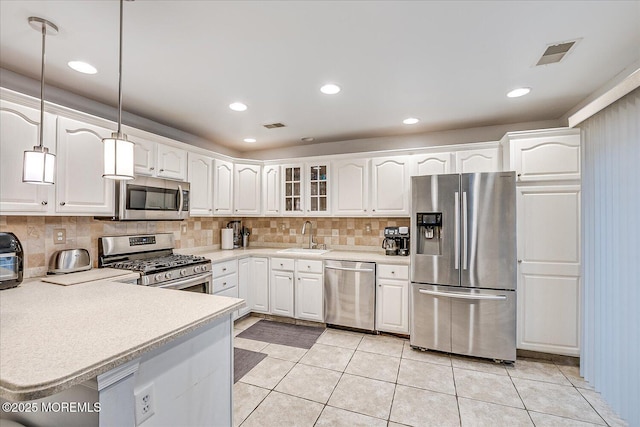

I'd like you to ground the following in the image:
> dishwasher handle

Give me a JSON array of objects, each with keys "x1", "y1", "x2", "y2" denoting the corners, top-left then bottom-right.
[
  {"x1": 419, "y1": 289, "x2": 507, "y2": 301},
  {"x1": 324, "y1": 265, "x2": 374, "y2": 273}
]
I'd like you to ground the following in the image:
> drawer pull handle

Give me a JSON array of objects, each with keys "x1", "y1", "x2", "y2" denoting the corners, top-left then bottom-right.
[
  {"x1": 222, "y1": 267, "x2": 227, "y2": 271},
  {"x1": 150, "y1": 167, "x2": 155, "y2": 171},
  {"x1": 160, "y1": 169, "x2": 165, "y2": 172},
  {"x1": 41, "y1": 201, "x2": 48, "y2": 205},
  {"x1": 391, "y1": 271, "x2": 395, "y2": 274},
  {"x1": 223, "y1": 282, "x2": 227, "y2": 286}
]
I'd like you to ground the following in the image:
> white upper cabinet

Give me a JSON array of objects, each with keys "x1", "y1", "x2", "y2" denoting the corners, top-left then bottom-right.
[
  {"x1": 413, "y1": 152, "x2": 453, "y2": 176},
  {"x1": 131, "y1": 136, "x2": 187, "y2": 181},
  {"x1": 132, "y1": 136, "x2": 156, "y2": 176},
  {"x1": 187, "y1": 152, "x2": 214, "y2": 216},
  {"x1": 455, "y1": 147, "x2": 501, "y2": 173},
  {"x1": 234, "y1": 163, "x2": 261, "y2": 215},
  {"x1": 371, "y1": 156, "x2": 411, "y2": 216},
  {"x1": 282, "y1": 164, "x2": 304, "y2": 215},
  {"x1": 156, "y1": 144, "x2": 187, "y2": 181},
  {"x1": 213, "y1": 158, "x2": 234, "y2": 215},
  {"x1": 501, "y1": 129, "x2": 581, "y2": 182},
  {"x1": 333, "y1": 159, "x2": 369, "y2": 216},
  {"x1": 306, "y1": 163, "x2": 330, "y2": 216},
  {"x1": 263, "y1": 165, "x2": 280, "y2": 216},
  {"x1": 0, "y1": 100, "x2": 55, "y2": 213},
  {"x1": 55, "y1": 117, "x2": 114, "y2": 215}
]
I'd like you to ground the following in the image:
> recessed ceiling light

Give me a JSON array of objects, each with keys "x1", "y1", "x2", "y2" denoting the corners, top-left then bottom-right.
[
  {"x1": 243, "y1": 138, "x2": 256, "y2": 143},
  {"x1": 229, "y1": 102, "x2": 248, "y2": 111},
  {"x1": 320, "y1": 84, "x2": 341, "y2": 95},
  {"x1": 507, "y1": 87, "x2": 531, "y2": 98},
  {"x1": 301, "y1": 137, "x2": 314, "y2": 142},
  {"x1": 68, "y1": 60, "x2": 97, "y2": 74},
  {"x1": 403, "y1": 117, "x2": 419, "y2": 125}
]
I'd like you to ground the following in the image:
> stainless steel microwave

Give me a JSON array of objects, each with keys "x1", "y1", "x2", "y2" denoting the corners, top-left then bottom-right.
[{"x1": 107, "y1": 176, "x2": 190, "y2": 221}]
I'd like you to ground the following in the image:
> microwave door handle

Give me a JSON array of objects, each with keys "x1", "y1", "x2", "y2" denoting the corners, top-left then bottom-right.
[{"x1": 178, "y1": 184, "x2": 184, "y2": 216}]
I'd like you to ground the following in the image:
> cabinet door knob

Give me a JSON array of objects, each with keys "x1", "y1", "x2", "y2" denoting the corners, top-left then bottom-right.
[
  {"x1": 391, "y1": 271, "x2": 395, "y2": 274},
  {"x1": 289, "y1": 277, "x2": 292, "y2": 281},
  {"x1": 150, "y1": 167, "x2": 155, "y2": 171},
  {"x1": 222, "y1": 267, "x2": 227, "y2": 271},
  {"x1": 297, "y1": 277, "x2": 300, "y2": 280},
  {"x1": 160, "y1": 169, "x2": 164, "y2": 172},
  {"x1": 209, "y1": 209, "x2": 212, "y2": 211},
  {"x1": 373, "y1": 209, "x2": 376, "y2": 212},
  {"x1": 223, "y1": 282, "x2": 227, "y2": 286},
  {"x1": 518, "y1": 259, "x2": 523, "y2": 263},
  {"x1": 59, "y1": 202, "x2": 66, "y2": 206},
  {"x1": 41, "y1": 201, "x2": 48, "y2": 205}
]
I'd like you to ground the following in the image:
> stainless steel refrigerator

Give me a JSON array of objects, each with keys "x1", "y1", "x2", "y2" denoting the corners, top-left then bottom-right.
[{"x1": 410, "y1": 172, "x2": 517, "y2": 362}]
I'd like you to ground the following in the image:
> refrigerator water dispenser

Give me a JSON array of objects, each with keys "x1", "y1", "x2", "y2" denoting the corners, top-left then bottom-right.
[{"x1": 416, "y1": 212, "x2": 442, "y2": 255}]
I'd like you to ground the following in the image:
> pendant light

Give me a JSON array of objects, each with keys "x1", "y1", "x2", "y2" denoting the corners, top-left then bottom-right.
[
  {"x1": 102, "y1": 0, "x2": 135, "y2": 180},
  {"x1": 22, "y1": 17, "x2": 57, "y2": 185}
]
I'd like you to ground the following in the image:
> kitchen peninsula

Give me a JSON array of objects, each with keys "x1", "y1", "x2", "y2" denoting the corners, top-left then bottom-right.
[{"x1": 0, "y1": 277, "x2": 242, "y2": 426}]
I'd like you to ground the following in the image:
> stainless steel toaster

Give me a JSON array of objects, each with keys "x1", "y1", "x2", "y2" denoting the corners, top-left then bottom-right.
[{"x1": 48, "y1": 249, "x2": 92, "y2": 274}]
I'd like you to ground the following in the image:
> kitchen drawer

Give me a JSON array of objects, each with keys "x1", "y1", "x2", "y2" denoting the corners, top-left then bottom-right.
[
  {"x1": 213, "y1": 272, "x2": 238, "y2": 294},
  {"x1": 215, "y1": 285, "x2": 238, "y2": 299},
  {"x1": 271, "y1": 257, "x2": 295, "y2": 271},
  {"x1": 296, "y1": 259, "x2": 323, "y2": 274},
  {"x1": 212, "y1": 259, "x2": 237, "y2": 277},
  {"x1": 377, "y1": 264, "x2": 409, "y2": 280}
]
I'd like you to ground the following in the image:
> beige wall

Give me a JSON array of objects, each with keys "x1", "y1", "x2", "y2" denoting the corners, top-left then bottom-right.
[{"x1": 0, "y1": 215, "x2": 409, "y2": 278}]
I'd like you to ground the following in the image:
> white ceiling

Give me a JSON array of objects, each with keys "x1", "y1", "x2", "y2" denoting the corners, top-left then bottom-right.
[{"x1": 1, "y1": 1, "x2": 639, "y2": 154}]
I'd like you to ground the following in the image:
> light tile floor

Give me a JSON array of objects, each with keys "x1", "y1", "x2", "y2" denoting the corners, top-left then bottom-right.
[{"x1": 233, "y1": 320, "x2": 628, "y2": 427}]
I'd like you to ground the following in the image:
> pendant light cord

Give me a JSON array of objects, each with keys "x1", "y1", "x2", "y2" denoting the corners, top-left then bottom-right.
[
  {"x1": 39, "y1": 25, "x2": 46, "y2": 149},
  {"x1": 117, "y1": 0, "x2": 124, "y2": 135}
]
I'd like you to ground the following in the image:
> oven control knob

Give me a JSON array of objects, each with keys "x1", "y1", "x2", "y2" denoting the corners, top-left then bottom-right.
[
  {"x1": 165, "y1": 272, "x2": 172, "y2": 280},
  {"x1": 180, "y1": 268, "x2": 187, "y2": 276},
  {"x1": 154, "y1": 274, "x2": 163, "y2": 282},
  {"x1": 194, "y1": 266, "x2": 201, "y2": 273}
]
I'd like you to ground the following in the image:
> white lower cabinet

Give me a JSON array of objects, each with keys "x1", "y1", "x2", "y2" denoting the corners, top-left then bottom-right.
[
  {"x1": 516, "y1": 184, "x2": 581, "y2": 356},
  {"x1": 249, "y1": 257, "x2": 270, "y2": 314},
  {"x1": 376, "y1": 264, "x2": 409, "y2": 334},
  {"x1": 237, "y1": 258, "x2": 252, "y2": 318},
  {"x1": 270, "y1": 269, "x2": 294, "y2": 318},
  {"x1": 295, "y1": 259, "x2": 323, "y2": 322},
  {"x1": 212, "y1": 259, "x2": 239, "y2": 320}
]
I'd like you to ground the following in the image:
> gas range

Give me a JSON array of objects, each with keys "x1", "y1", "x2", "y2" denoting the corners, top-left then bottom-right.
[{"x1": 98, "y1": 234, "x2": 211, "y2": 287}]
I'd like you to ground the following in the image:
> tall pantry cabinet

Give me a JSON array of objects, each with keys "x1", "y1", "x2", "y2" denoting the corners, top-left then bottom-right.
[{"x1": 501, "y1": 128, "x2": 582, "y2": 356}]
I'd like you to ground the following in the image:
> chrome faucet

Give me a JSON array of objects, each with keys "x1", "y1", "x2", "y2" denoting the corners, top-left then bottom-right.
[{"x1": 301, "y1": 220, "x2": 316, "y2": 249}]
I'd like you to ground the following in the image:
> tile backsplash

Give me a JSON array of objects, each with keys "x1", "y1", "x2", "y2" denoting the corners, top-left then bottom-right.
[{"x1": 0, "y1": 216, "x2": 409, "y2": 278}]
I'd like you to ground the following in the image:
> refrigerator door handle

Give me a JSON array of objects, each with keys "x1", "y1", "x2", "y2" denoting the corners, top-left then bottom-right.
[
  {"x1": 462, "y1": 191, "x2": 468, "y2": 270},
  {"x1": 454, "y1": 191, "x2": 460, "y2": 270},
  {"x1": 419, "y1": 289, "x2": 507, "y2": 301}
]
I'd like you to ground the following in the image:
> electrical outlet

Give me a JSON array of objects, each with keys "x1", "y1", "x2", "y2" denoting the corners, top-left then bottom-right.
[
  {"x1": 135, "y1": 383, "x2": 155, "y2": 425},
  {"x1": 181, "y1": 224, "x2": 187, "y2": 234},
  {"x1": 53, "y1": 229, "x2": 66, "y2": 244}
]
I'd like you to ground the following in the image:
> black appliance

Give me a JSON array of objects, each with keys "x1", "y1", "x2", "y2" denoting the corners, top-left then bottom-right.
[{"x1": 0, "y1": 232, "x2": 24, "y2": 290}]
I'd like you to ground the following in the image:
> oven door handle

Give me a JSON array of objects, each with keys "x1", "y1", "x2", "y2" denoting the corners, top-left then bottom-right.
[
  {"x1": 155, "y1": 273, "x2": 210, "y2": 291},
  {"x1": 178, "y1": 184, "x2": 184, "y2": 216}
]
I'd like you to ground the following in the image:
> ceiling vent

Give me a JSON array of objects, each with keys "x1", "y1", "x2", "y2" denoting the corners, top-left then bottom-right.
[
  {"x1": 263, "y1": 122, "x2": 285, "y2": 129},
  {"x1": 536, "y1": 40, "x2": 578, "y2": 66}
]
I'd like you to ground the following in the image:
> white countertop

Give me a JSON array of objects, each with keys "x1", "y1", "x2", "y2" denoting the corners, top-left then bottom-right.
[
  {"x1": 177, "y1": 246, "x2": 411, "y2": 265},
  {"x1": 0, "y1": 279, "x2": 243, "y2": 401}
]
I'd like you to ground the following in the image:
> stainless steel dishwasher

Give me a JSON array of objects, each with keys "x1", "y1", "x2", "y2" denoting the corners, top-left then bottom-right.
[{"x1": 324, "y1": 260, "x2": 376, "y2": 331}]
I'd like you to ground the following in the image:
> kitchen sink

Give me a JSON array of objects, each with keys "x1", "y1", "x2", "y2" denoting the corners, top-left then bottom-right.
[{"x1": 277, "y1": 248, "x2": 331, "y2": 255}]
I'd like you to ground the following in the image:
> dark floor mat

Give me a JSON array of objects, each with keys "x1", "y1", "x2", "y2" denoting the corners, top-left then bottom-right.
[
  {"x1": 236, "y1": 320, "x2": 325, "y2": 349},
  {"x1": 234, "y1": 348, "x2": 267, "y2": 383}
]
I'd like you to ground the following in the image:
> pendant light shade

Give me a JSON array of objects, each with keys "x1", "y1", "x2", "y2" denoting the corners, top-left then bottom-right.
[
  {"x1": 103, "y1": 132, "x2": 135, "y2": 179},
  {"x1": 23, "y1": 146, "x2": 55, "y2": 184},
  {"x1": 103, "y1": 0, "x2": 135, "y2": 180},
  {"x1": 22, "y1": 17, "x2": 57, "y2": 185}
]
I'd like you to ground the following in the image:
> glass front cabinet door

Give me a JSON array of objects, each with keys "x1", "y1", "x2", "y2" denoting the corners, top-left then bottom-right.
[
  {"x1": 283, "y1": 165, "x2": 303, "y2": 214},
  {"x1": 308, "y1": 164, "x2": 329, "y2": 215}
]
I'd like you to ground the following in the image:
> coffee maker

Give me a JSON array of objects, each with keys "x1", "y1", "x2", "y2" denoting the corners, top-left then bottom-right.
[
  {"x1": 382, "y1": 227, "x2": 400, "y2": 256},
  {"x1": 226, "y1": 221, "x2": 242, "y2": 249},
  {"x1": 398, "y1": 226, "x2": 410, "y2": 256}
]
